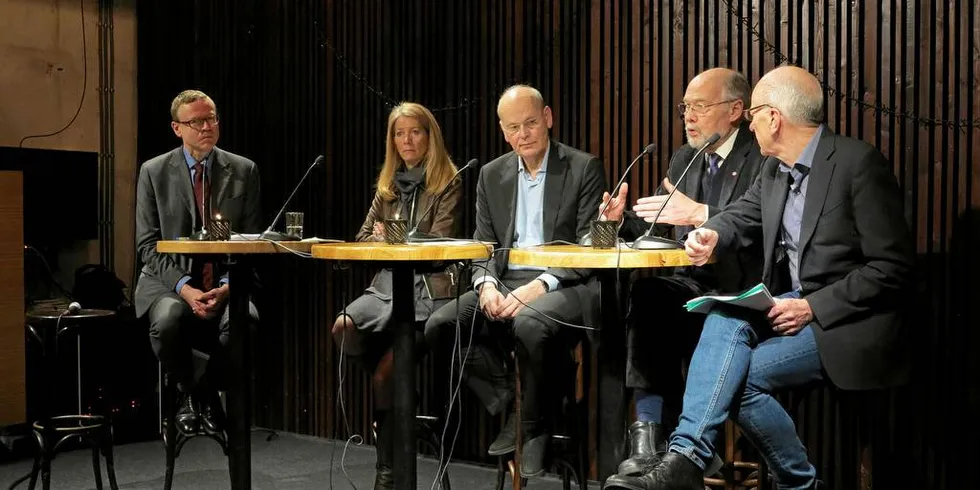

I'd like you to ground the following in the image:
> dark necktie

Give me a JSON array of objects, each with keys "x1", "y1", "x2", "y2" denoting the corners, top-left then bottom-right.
[
  {"x1": 707, "y1": 153, "x2": 720, "y2": 178},
  {"x1": 192, "y1": 162, "x2": 214, "y2": 290}
]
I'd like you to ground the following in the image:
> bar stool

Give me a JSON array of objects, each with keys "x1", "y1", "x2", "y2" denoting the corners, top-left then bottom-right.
[
  {"x1": 702, "y1": 420, "x2": 768, "y2": 490},
  {"x1": 159, "y1": 354, "x2": 229, "y2": 490},
  {"x1": 25, "y1": 306, "x2": 119, "y2": 490},
  {"x1": 499, "y1": 340, "x2": 591, "y2": 490}
]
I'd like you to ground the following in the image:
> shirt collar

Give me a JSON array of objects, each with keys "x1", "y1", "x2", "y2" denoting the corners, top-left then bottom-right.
[
  {"x1": 183, "y1": 147, "x2": 213, "y2": 169},
  {"x1": 517, "y1": 141, "x2": 551, "y2": 175},
  {"x1": 711, "y1": 127, "x2": 740, "y2": 161},
  {"x1": 779, "y1": 125, "x2": 823, "y2": 174}
]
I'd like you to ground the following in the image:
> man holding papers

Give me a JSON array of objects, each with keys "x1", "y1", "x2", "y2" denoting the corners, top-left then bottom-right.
[
  {"x1": 599, "y1": 68, "x2": 765, "y2": 480},
  {"x1": 604, "y1": 66, "x2": 914, "y2": 490}
]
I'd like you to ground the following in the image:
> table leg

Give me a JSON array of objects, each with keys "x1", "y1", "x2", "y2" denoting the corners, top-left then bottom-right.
[
  {"x1": 226, "y1": 255, "x2": 252, "y2": 490},
  {"x1": 391, "y1": 264, "x2": 417, "y2": 490},
  {"x1": 596, "y1": 270, "x2": 627, "y2": 480}
]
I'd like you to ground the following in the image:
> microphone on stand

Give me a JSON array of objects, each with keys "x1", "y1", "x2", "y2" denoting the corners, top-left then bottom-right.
[
  {"x1": 631, "y1": 133, "x2": 721, "y2": 250},
  {"x1": 189, "y1": 162, "x2": 211, "y2": 241},
  {"x1": 405, "y1": 158, "x2": 480, "y2": 242},
  {"x1": 260, "y1": 155, "x2": 325, "y2": 241},
  {"x1": 579, "y1": 143, "x2": 657, "y2": 246}
]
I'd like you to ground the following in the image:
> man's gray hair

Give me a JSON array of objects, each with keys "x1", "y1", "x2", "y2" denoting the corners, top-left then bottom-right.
[
  {"x1": 766, "y1": 81, "x2": 824, "y2": 126},
  {"x1": 497, "y1": 84, "x2": 545, "y2": 114},
  {"x1": 722, "y1": 71, "x2": 751, "y2": 107}
]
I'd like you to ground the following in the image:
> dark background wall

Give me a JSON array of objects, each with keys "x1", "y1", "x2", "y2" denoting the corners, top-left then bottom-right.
[{"x1": 136, "y1": 1, "x2": 980, "y2": 487}]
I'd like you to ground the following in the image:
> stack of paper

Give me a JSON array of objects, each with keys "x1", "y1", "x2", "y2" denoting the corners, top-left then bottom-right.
[{"x1": 684, "y1": 283, "x2": 775, "y2": 314}]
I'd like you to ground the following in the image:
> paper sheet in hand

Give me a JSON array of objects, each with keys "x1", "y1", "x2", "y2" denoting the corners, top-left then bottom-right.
[{"x1": 684, "y1": 283, "x2": 775, "y2": 314}]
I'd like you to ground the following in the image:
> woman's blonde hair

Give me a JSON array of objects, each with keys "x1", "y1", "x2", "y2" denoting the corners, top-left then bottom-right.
[{"x1": 376, "y1": 102, "x2": 456, "y2": 201}]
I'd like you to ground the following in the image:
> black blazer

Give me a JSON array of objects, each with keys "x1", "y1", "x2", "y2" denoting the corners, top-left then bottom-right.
[
  {"x1": 472, "y1": 140, "x2": 606, "y2": 287},
  {"x1": 705, "y1": 127, "x2": 915, "y2": 390},
  {"x1": 622, "y1": 124, "x2": 765, "y2": 294},
  {"x1": 134, "y1": 146, "x2": 263, "y2": 316}
]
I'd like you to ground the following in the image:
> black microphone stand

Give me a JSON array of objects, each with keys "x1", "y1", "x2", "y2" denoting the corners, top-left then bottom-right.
[
  {"x1": 261, "y1": 155, "x2": 324, "y2": 241},
  {"x1": 405, "y1": 158, "x2": 479, "y2": 242},
  {"x1": 631, "y1": 133, "x2": 720, "y2": 250},
  {"x1": 579, "y1": 143, "x2": 656, "y2": 246}
]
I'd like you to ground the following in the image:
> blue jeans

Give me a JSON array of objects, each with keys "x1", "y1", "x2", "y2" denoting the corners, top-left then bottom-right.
[{"x1": 669, "y1": 291, "x2": 823, "y2": 489}]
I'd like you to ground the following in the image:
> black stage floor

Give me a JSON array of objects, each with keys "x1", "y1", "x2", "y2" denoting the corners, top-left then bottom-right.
[{"x1": 0, "y1": 430, "x2": 599, "y2": 489}]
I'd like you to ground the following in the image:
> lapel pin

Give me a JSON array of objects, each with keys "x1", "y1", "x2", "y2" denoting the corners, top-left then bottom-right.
[{"x1": 731, "y1": 171, "x2": 737, "y2": 176}]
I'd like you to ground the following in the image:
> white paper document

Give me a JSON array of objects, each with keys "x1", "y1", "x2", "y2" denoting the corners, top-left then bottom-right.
[{"x1": 684, "y1": 283, "x2": 776, "y2": 314}]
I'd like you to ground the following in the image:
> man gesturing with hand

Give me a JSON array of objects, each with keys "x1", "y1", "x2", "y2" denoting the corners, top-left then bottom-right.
[{"x1": 605, "y1": 66, "x2": 915, "y2": 490}]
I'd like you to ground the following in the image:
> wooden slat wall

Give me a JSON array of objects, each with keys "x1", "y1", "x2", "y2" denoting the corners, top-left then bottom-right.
[{"x1": 135, "y1": 1, "x2": 979, "y2": 487}]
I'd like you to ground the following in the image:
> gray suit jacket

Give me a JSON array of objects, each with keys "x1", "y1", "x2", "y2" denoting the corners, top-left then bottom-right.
[
  {"x1": 472, "y1": 140, "x2": 606, "y2": 288},
  {"x1": 134, "y1": 146, "x2": 263, "y2": 316},
  {"x1": 621, "y1": 124, "x2": 765, "y2": 294}
]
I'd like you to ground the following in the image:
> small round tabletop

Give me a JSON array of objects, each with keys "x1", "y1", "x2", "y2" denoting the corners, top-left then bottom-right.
[
  {"x1": 311, "y1": 241, "x2": 492, "y2": 262},
  {"x1": 157, "y1": 240, "x2": 314, "y2": 254},
  {"x1": 26, "y1": 308, "x2": 116, "y2": 323},
  {"x1": 506, "y1": 244, "x2": 697, "y2": 269}
]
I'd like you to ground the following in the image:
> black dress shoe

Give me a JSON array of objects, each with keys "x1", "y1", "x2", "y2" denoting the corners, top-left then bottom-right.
[
  {"x1": 617, "y1": 421, "x2": 668, "y2": 476},
  {"x1": 200, "y1": 392, "x2": 226, "y2": 434},
  {"x1": 519, "y1": 433, "x2": 550, "y2": 478},
  {"x1": 603, "y1": 452, "x2": 703, "y2": 490},
  {"x1": 487, "y1": 411, "x2": 517, "y2": 455},
  {"x1": 175, "y1": 392, "x2": 200, "y2": 435},
  {"x1": 374, "y1": 416, "x2": 394, "y2": 490}
]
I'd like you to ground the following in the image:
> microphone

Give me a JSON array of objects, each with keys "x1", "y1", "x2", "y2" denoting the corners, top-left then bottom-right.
[
  {"x1": 632, "y1": 133, "x2": 721, "y2": 250},
  {"x1": 64, "y1": 301, "x2": 82, "y2": 316},
  {"x1": 579, "y1": 143, "x2": 656, "y2": 246},
  {"x1": 405, "y1": 158, "x2": 480, "y2": 242},
  {"x1": 189, "y1": 162, "x2": 211, "y2": 241},
  {"x1": 260, "y1": 155, "x2": 325, "y2": 241}
]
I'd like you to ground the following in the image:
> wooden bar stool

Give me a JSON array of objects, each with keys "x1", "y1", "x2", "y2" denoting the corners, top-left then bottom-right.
[{"x1": 702, "y1": 420, "x2": 768, "y2": 490}]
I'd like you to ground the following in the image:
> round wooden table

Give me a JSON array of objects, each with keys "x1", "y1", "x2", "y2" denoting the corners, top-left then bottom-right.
[
  {"x1": 311, "y1": 241, "x2": 491, "y2": 490},
  {"x1": 507, "y1": 244, "x2": 696, "y2": 269},
  {"x1": 507, "y1": 244, "x2": 697, "y2": 480},
  {"x1": 156, "y1": 240, "x2": 312, "y2": 490}
]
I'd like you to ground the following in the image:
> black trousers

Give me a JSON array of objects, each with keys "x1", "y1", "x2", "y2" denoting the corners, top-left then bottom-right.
[
  {"x1": 625, "y1": 275, "x2": 707, "y2": 420},
  {"x1": 146, "y1": 291, "x2": 259, "y2": 392},
  {"x1": 424, "y1": 270, "x2": 597, "y2": 432}
]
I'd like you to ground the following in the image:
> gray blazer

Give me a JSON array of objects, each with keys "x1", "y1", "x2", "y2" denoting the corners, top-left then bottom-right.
[
  {"x1": 134, "y1": 146, "x2": 262, "y2": 316},
  {"x1": 472, "y1": 140, "x2": 606, "y2": 288}
]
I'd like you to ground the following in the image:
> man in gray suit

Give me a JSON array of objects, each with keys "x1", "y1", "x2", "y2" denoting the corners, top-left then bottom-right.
[
  {"x1": 135, "y1": 90, "x2": 262, "y2": 436},
  {"x1": 425, "y1": 84, "x2": 605, "y2": 478}
]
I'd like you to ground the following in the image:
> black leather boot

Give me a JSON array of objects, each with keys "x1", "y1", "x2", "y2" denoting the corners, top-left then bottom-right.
[
  {"x1": 603, "y1": 452, "x2": 703, "y2": 490},
  {"x1": 617, "y1": 421, "x2": 667, "y2": 476},
  {"x1": 374, "y1": 413, "x2": 394, "y2": 490}
]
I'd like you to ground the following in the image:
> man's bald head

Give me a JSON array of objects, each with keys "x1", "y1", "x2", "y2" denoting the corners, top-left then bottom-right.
[
  {"x1": 754, "y1": 66, "x2": 824, "y2": 126},
  {"x1": 497, "y1": 84, "x2": 546, "y2": 116}
]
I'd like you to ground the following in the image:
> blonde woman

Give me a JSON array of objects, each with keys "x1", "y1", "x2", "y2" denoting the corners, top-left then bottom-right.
[{"x1": 331, "y1": 102, "x2": 462, "y2": 489}]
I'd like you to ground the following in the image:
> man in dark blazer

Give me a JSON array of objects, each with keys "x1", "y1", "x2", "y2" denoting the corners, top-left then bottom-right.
[
  {"x1": 604, "y1": 67, "x2": 915, "y2": 490},
  {"x1": 599, "y1": 68, "x2": 765, "y2": 479},
  {"x1": 135, "y1": 90, "x2": 262, "y2": 436},
  {"x1": 424, "y1": 84, "x2": 605, "y2": 478}
]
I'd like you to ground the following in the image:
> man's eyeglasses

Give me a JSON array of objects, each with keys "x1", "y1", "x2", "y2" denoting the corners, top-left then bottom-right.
[
  {"x1": 175, "y1": 115, "x2": 220, "y2": 130},
  {"x1": 676, "y1": 99, "x2": 738, "y2": 117},
  {"x1": 502, "y1": 117, "x2": 541, "y2": 136},
  {"x1": 743, "y1": 104, "x2": 773, "y2": 122}
]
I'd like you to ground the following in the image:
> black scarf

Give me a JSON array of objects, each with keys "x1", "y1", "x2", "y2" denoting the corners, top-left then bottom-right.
[{"x1": 393, "y1": 164, "x2": 426, "y2": 223}]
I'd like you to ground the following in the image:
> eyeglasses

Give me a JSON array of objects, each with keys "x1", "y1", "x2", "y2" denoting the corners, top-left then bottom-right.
[
  {"x1": 502, "y1": 117, "x2": 541, "y2": 136},
  {"x1": 743, "y1": 104, "x2": 773, "y2": 122},
  {"x1": 676, "y1": 99, "x2": 738, "y2": 117},
  {"x1": 175, "y1": 114, "x2": 220, "y2": 130}
]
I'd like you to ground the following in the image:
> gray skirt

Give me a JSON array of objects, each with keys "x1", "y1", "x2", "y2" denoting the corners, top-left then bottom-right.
[{"x1": 339, "y1": 269, "x2": 443, "y2": 333}]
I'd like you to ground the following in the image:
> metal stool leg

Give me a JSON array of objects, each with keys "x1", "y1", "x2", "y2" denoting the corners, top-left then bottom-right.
[
  {"x1": 102, "y1": 427, "x2": 119, "y2": 490},
  {"x1": 27, "y1": 449, "x2": 42, "y2": 490},
  {"x1": 91, "y1": 443, "x2": 104, "y2": 490}
]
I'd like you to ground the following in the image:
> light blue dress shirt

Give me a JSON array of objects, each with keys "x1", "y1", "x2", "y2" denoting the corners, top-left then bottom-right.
[
  {"x1": 778, "y1": 125, "x2": 823, "y2": 292},
  {"x1": 508, "y1": 145, "x2": 560, "y2": 292}
]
